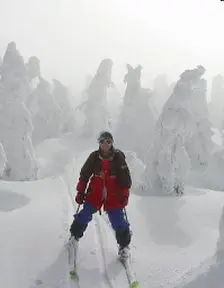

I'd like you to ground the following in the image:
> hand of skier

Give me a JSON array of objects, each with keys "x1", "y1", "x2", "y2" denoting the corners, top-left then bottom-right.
[
  {"x1": 75, "y1": 192, "x2": 86, "y2": 204},
  {"x1": 76, "y1": 179, "x2": 87, "y2": 193}
]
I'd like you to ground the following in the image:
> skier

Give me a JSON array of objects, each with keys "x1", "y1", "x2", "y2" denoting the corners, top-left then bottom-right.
[{"x1": 69, "y1": 130, "x2": 132, "y2": 259}]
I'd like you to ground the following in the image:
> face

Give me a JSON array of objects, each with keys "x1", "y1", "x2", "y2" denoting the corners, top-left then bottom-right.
[{"x1": 99, "y1": 138, "x2": 113, "y2": 153}]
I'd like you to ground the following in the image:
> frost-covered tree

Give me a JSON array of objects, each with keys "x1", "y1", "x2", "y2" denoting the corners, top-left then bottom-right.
[
  {"x1": 216, "y1": 205, "x2": 224, "y2": 260},
  {"x1": 125, "y1": 151, "x2": 145, "y2": 189},
  {"x1": 144, "y1": 65, "x2": 213, "y2": 195},
  {"x1": 26, "y1": 56, "x2": 41, "y2": 105},
  {"x1": 27, "y1": 77, "x2": 62, "y2": 145},
  {"x1": 81, "y1": 75, "x2": 93, "y2": 102},
  {"x1": 52, "y1": 79, "x2": 76, "y2": 135},
  {"x1": 143, "y1": 67, "x2": 205, "y2": 195},
  {"x1": 0, "y1": 143, "x2": 7, "y2": 178},
  {"x1": 0, "y1": 42, "x2": 29, "y2": 102},
  {"x1": 152, "y1": 73, "x2": 170, "y2": 113},
  {"x1": 77, "y1": 58, "x2": 113, "y2": 138},
  {"x1": 0, "y1": 41, "x2": 38, "y2": 180},
  {"x1": 185, "y1": 75, "x2": 214, "y2": 169},
  {"x1": 74, "y1": 75, "x2": 93, "y2": 131},
  {"x1": 204, "y1": 147, "x2": 224, "y2": 191},
  {"x1": 26, "y1": 56, "x2": 40, "y2": 81},
  {"x1": 115, "y1": 64, "x2": 157, "y2": 161},
  {"x1": 26, "y1": 56, "x2": 41, "y2": 91},
  {"x1": 106, "y1": 83, "x2": 123, "y2": 132},
  {"x1": 209, "y1": 74, "x2": 224, "y2": 129}
]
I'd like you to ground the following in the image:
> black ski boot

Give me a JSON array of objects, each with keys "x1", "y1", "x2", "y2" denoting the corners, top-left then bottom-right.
[
  {"x1": 70, "y1": 219, "x2": 87, "y2": 240},
  {"x1": 118, "y1": 245, "x2": 130, "y2": 260},
  {"x1": 116, "y1": 228, "x2": 132, "y2": 260}
]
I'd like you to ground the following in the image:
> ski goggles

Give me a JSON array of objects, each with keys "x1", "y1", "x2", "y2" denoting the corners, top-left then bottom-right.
[{"x1": 99, "y1": 138, "x2": 113, "y2": 145}]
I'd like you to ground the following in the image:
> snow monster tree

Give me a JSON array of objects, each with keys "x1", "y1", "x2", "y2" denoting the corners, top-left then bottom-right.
[
  {"x1": 143, "y1": 65, "x2": 211, "y2": 195},
  {"x1": 184, "y1": 66, "x2": 213, "y2": 170},
  {"x1": 78, "y1": 58, "x2": 113, "y2": 139},
  {"x1": 115, "y1": 64, "x2": 157, "y2": 161},
  {"x1": 0, "y1": 42, "x2": 38, "y2": 180}
]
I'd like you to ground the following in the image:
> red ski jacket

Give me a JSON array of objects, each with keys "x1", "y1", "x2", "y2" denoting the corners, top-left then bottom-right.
[{"x1": 76, "y1": 149, "x2": 132, "y2": 211}]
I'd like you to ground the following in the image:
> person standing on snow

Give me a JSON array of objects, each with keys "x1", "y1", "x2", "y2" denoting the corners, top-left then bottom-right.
[{"x1": 69, "y1": 130, "x2": 132, "y2": 258}]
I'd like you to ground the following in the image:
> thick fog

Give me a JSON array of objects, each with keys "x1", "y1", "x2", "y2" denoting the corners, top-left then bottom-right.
[{"x1": 0, "y1": 0, "x2": 223, "y2": 93}]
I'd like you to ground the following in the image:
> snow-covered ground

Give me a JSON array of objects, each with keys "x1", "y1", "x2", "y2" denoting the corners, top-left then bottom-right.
[
  {"x1": 0, "y1": 177, "x2": 70, "y2": 288},
  {"x1": 1, "y1": 138, "x2": 224, "y2": 288}
]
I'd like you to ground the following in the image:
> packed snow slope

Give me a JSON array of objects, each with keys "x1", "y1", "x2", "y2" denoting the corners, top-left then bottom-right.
[
  {"x1": 1, "y1": 139, "x2": 224, "y2": 288},
  {"x1": 0, "y1": 177, "x2": 71, "y2": 288}
]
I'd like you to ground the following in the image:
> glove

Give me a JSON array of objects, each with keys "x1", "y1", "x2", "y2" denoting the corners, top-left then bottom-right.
[
  {"x1": 76, "y1": 179, "x2": 87, "y2": 193},
  {"x1": 75, "y1": 179, "x2": 87, "y2": 204},
  {"x1": 75, "y1": 192, "x2": 86, "y2": 204},
  {"x1": 119, "y1": 189, "x2": 129, "y2": 206}
]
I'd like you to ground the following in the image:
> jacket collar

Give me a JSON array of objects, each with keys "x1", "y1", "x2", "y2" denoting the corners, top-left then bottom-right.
[{"x1": 98, "y1": 147, "x2": 115, "y2": 160}]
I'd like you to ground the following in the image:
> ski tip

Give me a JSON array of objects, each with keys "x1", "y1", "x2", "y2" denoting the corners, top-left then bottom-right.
[
  {"x1": 130, "y1": 280, "x2": 140, "y2": 288},
  {"x1": 69, "y1": 270, "x2": 78, "y2": 280}
]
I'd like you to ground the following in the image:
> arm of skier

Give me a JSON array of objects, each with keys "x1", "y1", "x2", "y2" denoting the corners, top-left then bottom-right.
[
  {"x1": 117, "y1": 151, "x2": 132, "y2": 206},
  {"x1": 75, "y1": 152, "x2": 96, "y2": 204}
]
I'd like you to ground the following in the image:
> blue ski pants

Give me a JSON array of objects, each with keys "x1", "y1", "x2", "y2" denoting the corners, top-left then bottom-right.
[
  {"x1": 70, "y1": 201, "x2": 131, "y2": 247},
  {"x1": 74, "y1": 201, "x2": 129, "y2": 231}
]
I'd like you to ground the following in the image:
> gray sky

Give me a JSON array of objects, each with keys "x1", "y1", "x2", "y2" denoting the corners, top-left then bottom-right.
[{"x1": 0, "y1": 0, "x2": 223, "y2": 92}]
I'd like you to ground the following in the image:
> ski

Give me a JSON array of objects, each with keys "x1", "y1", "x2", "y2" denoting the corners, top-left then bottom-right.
[
  {"x1": 66, "y1": 236, "x2": 79, "y2": 280},
  {"x1": 101, "y1": 214, "x2": 140, "y2": 287},
  {"x1": 69, "y1": 268, "x2": 78, "y2": 280},
  {"x1": 119, "y1": 256, "x2": 140, "y2": 288}
]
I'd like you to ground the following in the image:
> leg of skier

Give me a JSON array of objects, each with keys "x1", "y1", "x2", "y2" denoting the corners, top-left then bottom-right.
[
  {"x1": 107, "y1": 208, "x2": 132, "y2": 259},
  {"x1": 107, "y1": 209, "x2": 141, "y2": 288},
  {"x1": 70, "y1": 201, "x2": 97, "y2": 240},
  {"x1": 67, "y1": 202, "x2": 97, "y2": 279}
]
